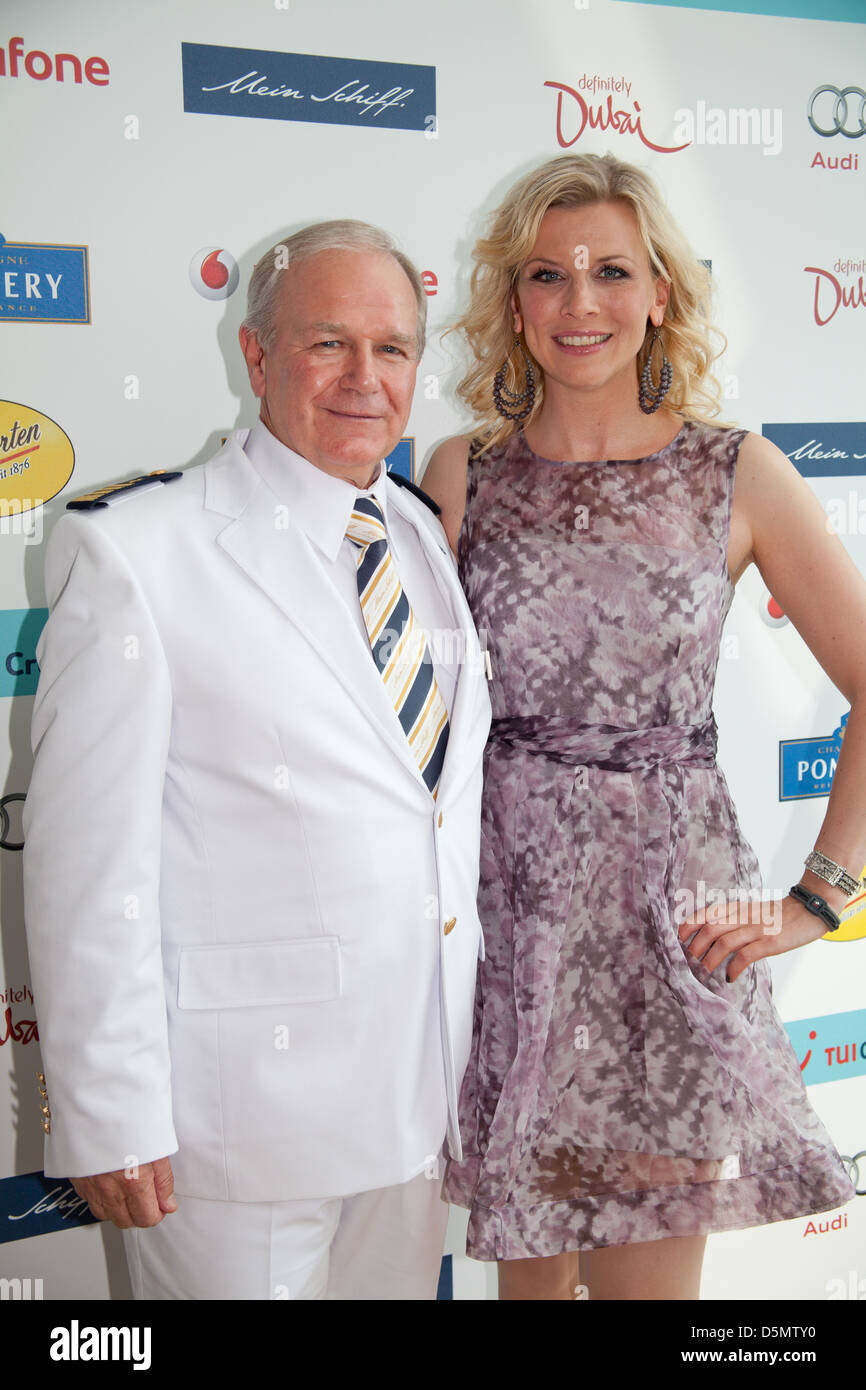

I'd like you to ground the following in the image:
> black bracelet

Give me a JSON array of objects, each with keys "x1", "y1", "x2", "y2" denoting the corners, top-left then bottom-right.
[{"x1": 789, "y1": 883, "x2": 841, "y2": 932}]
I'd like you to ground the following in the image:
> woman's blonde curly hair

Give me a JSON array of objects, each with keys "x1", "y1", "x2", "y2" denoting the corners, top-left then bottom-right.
[{"x1": 454, "y1": 153, "x2": 726, "y2": 451}]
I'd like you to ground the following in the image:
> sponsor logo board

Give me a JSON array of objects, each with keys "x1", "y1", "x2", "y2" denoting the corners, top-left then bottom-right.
[{"x1": 182, "y1": 43, "x2": 435, "y2": 132}]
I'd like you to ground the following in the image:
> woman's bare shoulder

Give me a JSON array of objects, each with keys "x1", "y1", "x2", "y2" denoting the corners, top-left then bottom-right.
[
  {"x1": 423, "y1": 434, "x2": 473, "y2": 482},
  {"x1": 420, "y1": 435, "x2": 474, "y2": 554}
]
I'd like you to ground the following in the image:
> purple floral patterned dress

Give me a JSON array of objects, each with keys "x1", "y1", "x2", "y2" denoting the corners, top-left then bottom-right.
[{"x1": 442, "y1": 419, "x2": 855, "y2": 1260}]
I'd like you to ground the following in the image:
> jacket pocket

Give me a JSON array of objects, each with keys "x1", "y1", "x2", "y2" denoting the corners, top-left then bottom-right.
[{"x1": 177, "y1": 937, "x2": 342, "y2": 1010}]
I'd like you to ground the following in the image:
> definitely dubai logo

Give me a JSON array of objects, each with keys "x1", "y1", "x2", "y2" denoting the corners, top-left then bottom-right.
[
  {"x1": 182, "y1": 42, "x2": 435, "y2": 132},
  {"x1": 545, "y1": 74, "x2": 689, "y2": 154},
  {"x1": 0, "y1": 402, "x2": 74, "y2": 518},
  {"x1": 0, "y1": 982, "x2": 37, "y2": 1047},
  {"x1": 0, "y1": 234, "x2": 89, "y2": 324},
  {"x1": 802, "y1": 257, "x2": 866, "y2": 325},
  {"x1": 189, "y1": 247, "x2": 239, "y2": 300}
]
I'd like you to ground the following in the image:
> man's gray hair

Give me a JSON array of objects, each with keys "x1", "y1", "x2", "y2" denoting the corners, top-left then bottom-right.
[{"x1": 242, "y1": 219, "x2": 427, "y2": 358}]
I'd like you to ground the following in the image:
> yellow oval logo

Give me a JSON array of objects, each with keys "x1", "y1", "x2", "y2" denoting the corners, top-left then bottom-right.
[
  {"x1": 0, "y1": 400, "x2": 74, "y2": 516},
  {"x1": 825, "y1": 864, "x2": 866, "y2": 942}
]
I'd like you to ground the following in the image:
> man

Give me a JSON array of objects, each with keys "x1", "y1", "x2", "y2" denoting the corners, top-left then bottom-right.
[{"x1": 23, "y1": 221, "x2": 491, "y2": 1300}]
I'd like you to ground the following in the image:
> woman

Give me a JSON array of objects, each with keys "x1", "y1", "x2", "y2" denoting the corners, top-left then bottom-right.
[{"x1": 423, "y1": 153, "x2": 862, "y2": 1301}]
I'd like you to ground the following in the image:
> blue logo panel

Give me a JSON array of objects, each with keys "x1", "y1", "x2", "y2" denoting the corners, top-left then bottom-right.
[
  {"x1": 385, "y1": 436, "x2": 415, "y2": 482},
  {"x1": 779, "y1": 714, "x2": 847, "y2": 801},
  {"x1": 780, "y1": 736, "x2": 839, "y2": 800},
  {"x1": 786, "y1": 1009, "x2": 866, "y2": 1085},
  {"x1": 0, "y1": 609, "x2": 47, "y2": 697},
  {"x1": 182, "y1": 43, "x2": 435, "y2": 132},
  {"x1": 611, "y1": 0, "x2": 865, "y2": 19},
  {"x1": 763, "y1": 423, "x2": 866, "y2": 478},
  {"x1": 0, "y1": 237, "x2": 90, "y2": 325},
  {"x1": 0, "y1": 1171, "x2": 97, "y2": 1244}
]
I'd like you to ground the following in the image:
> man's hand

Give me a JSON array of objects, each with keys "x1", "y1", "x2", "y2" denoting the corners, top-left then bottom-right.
[{"x1": 71, "y1": 1156, "x2": 177, "y2": 1229}]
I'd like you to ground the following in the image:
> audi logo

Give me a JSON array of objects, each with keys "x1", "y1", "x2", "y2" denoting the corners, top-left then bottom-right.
[
  {"x1": 0, "y1": 793, "x2": 25, "y2": 851},
  {"x1": 842, "y1": 1151, "x2": 866, "y2": 1195},
  {"x1": 808, "y1": 85, "x2": 866, "y2": 138}
]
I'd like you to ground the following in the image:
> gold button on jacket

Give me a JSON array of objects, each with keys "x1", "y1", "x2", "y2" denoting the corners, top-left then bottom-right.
[{"x1": 36, "y1": 1071, "x2": 51, "y2": 1133}]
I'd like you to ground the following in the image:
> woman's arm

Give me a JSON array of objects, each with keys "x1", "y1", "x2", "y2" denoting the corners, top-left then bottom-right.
[
  {"x1": 684, "y1": 431, "x2": 866, "y2": 979},
  {"x1": 420, "y1": 436, "x2": 472, "y2": 556}
]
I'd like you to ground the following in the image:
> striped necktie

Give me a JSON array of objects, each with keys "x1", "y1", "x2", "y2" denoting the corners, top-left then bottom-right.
[{"x1": 346, "y1": 496, "x2": 449, "y2": 798}]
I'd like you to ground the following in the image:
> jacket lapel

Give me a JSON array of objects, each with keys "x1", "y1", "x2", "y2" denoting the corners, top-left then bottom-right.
[
  {"x1": 205, "y1": 435, "x2": 491, "y2": 804},
  {"x1": 205, "y1": 436, "x2": 430, "y2": 789}
]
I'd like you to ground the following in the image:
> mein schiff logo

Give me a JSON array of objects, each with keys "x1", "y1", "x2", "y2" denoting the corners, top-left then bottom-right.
[
  {"x1": 762, "y1": 422, "x2": 866, "y2": 479},
  {"x1": 182, "y1": 42, "x2": 435, "y2": 132},
  {"x1": 0, "y1": 1171, "x2": 96, "y2": 1247},
  {"x1": 0, "y1": 234, "x2": 89, "y2": 324},
  {"x1": 546, "y1": 73, "x2": 688, "y2": 154}
]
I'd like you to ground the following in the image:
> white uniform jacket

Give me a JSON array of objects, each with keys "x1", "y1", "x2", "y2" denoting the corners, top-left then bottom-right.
[{"x1": 23, "y1": 430, "x2": 492, "y2": 1202}]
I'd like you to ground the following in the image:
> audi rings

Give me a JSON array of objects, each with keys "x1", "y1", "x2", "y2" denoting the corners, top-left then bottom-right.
[
  {"x1": 0, "y1": 793, "x2": 25, "y2": 851},
  {"x1": 808, "y1": 85, "x2": 866, "y2": 138},
  {"x1": 842, "y1": 1151, "x2": 866, "y2": 1196}
]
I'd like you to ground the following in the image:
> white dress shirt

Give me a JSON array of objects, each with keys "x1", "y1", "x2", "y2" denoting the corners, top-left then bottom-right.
[{"x1": 243, "y1": 419, "x2": 459, "y2": 715}]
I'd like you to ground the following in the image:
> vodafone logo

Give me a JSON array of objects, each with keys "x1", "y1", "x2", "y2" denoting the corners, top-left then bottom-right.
[
  {"x1": 759, "y1": 592, "x2": 789, "y2": 628},
  {"x1": 189, "y1": 247, "x2": 238, "y2": 301},
  {"x1": 0, "y1": 36, "x2": 109, "y2": 86}
]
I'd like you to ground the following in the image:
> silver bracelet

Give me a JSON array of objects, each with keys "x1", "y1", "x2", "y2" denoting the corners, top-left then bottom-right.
[{"x1": 804, "y1": 850, "x2": 863, "y2": 899}]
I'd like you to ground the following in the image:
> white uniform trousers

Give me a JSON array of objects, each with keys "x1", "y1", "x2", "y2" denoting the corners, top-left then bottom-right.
[{"x1": 122, "y1": 1166, "x2": 449, "y2": 1300}]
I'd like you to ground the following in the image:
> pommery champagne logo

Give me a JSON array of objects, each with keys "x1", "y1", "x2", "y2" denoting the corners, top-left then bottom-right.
[
  {"x1": 182, "y1": 43, "x2": 436, "y2": 133},
  {"x1": 779, "y1": 711, "x2": 847, "y2": 801},
  {"x1": 0, "y1": 234, "x2": 89, "y2": 324}
]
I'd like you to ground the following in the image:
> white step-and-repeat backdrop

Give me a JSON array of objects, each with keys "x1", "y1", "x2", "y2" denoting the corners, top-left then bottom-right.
[{"x1": 1, "y1": 0, "x2": 864, "y2": 1302}]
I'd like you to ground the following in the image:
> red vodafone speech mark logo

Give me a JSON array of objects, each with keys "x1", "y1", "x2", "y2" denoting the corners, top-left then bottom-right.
[
  {"x1": 189, "y1": 247, "x2": 239, "y2": 300},
  {"x1": 760, "y1": 593, "x2": 789, "y2": 628}
]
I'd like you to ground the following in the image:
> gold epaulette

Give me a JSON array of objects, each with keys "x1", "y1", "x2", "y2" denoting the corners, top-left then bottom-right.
[{"x1": 66, "y1": 470, "x2": 183, "y2": 511}]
